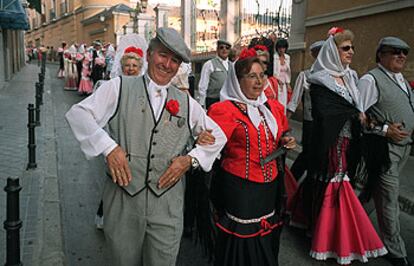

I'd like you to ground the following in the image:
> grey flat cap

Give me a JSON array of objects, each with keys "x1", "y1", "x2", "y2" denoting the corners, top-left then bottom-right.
[
  {"x1": 156, "y1": 27, "x2": 191, "y2": 63},
  {"x1": 309, "y1": 40, "x2": 324, "y2": 51},
  {"x1": 217, "y1": 39, "x2": 232, "y2": 47},
  {"x1": 378, "y1": 36, "x2": 410, "y2": 51}
]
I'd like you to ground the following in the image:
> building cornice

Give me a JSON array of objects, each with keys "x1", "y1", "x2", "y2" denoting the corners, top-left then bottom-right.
[
  {"x1": 306, "y1": 0, "x2": 414, "y2": 27},
  {"x1": 73, "y1": 5, "x2": 112, "y2": 15}
]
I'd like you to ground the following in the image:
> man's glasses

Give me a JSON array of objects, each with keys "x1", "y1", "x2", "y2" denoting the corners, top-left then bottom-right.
[
  {"x1": 383, "y1": 48, "x2": 409, "y2": 56},
  {"x1": 219, "y1": 45, "x2": 231, "y2": 50},
  {"x1": 339, "y1": 45, "x2": 355, "y2": 52},
  {"x1": 260, "y1": 61, "x2": 269, "y2": 65},
  {"x1": 244, "y1": 72, "x2": 266, "y2": 81}
]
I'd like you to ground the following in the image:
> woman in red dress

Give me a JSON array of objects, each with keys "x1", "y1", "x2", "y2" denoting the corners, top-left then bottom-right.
[
  {"x1": 298, "y1": 27, "x2": 387, "y2": 264},
  {"x1": 208, "y1": 48, "x2": 296, "y2": 266}
]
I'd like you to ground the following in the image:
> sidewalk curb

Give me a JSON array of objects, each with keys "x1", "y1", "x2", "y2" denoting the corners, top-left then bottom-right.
[
  {"x1": 288, "y1": 119, "x2": 414, "y2": 216},
  {"x1": 31, "y1": 66, "x2": 66, "y2": 266}
]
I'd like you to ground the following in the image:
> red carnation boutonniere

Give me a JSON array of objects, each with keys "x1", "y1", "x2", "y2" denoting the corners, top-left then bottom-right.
[
  {"x1": 166, "y1": 99, "x2": 186, "y2": 128},
  {"x1": 166, "y1": 99, "x2": 180, "y2": 116}
]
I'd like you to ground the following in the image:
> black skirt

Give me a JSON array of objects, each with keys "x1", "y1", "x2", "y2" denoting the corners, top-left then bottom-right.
[{"x1": 212, "y1": 170, "x2": 283, "y2": 266}]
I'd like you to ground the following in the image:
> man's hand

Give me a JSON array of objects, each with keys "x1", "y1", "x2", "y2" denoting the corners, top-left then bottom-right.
[
  {"x1": 158, "y1": 155, "x2": 191, "y2": 189},
  {"x1": 286, "y1": 110, "x2": 294, "y2": 119},
  {"x1": 281, "y1": 136, "x2": 296, "y2": 150},
  {"x1": 106, "y1": 146, "x2": 132, "y2": 186},
  {"x1": 196, "y1": 129, "x2": 215, "y2": 146},
  {"x1": 386, "y1": 122, "x2": 410, "y2": 142}
]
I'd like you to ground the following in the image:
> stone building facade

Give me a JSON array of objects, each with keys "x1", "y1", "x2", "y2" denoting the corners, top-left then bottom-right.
[
  {"x1": 25, "y1": 0, "x2": 133, "y2": 48},
  {"x1": 289, "y1": 0, "x2": 414, "y2": 80}
]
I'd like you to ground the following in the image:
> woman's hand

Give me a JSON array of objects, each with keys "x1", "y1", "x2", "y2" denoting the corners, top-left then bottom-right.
[
  {"x1": 196, "y1": 129, "x2": 215, "y2": 146},
  {"x1": 359, "y1": 112, "x2": 368, "y2": 127},
  {"x1": 281, "y1": 136, "x2": 296, "y2": 150}
]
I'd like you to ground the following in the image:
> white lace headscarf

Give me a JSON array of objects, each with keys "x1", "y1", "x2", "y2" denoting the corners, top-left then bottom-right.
[
  {"x1": 220, "y1": 61, "x2": 278, "y2": 139},
  {"x1": 309, "y1": 35, "x2": 362, "y2": 111},
  {"x1": 110, "y1": 34, "x2": 148, "y2": 78}
]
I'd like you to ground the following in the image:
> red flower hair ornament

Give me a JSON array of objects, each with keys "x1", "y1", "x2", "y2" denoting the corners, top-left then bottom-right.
[
  {"x1": 238, "y1": 48, "x2": 257, "y2": 60},
  {"x1": 253, "y1": 45, "x2": 268, "y2": 52},
  {"x1": 124, "y1": 46, "x2": 144, "y2": 58},
  {"x1": 327, "y1": 27, "x2": 344, "y2": 36},
  {"x1": 166, "y1": 99, "x2": 180, "y2": 116}
]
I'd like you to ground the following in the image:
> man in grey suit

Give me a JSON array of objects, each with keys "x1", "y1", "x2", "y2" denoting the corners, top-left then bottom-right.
[
  {"x1": 66, "y1": 27, "x2": 226, "y2": 266},
  {"x1": 198, "y1": 39, "x2": 232, "y2": 109},
  {"x1": 359, "y1": 37, "x2": 412, "y2": 266}
]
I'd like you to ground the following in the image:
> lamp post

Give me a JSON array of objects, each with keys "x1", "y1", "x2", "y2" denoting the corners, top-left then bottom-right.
[{"x1": 130, "y1": 0, "x2": 148, "y2": 34}]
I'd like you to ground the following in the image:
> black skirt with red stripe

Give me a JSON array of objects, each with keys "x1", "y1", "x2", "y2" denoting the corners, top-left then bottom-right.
[{"x1": 211, "y1": 170, "x2": 283, "y2": 266}]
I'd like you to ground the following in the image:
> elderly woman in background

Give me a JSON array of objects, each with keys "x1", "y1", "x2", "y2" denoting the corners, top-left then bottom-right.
[
  {"x1": 120, "y1": 46, "x2": 144, "y2": 76},
  {"x1": 110, "y1": 34, "x2": 148, "y2": 79},
  {"x1": 302, "y1": 27, "x2": 387, "y2": 264},
  {"x1": 273, "y1": 39, "x2": 292, "y2": 110},
  {"x1": 208, "y1": 48, "x2": 296, "y2": 266},
  {"x1": 254, "y1": 45, "x2": 279, "y2": 101}
]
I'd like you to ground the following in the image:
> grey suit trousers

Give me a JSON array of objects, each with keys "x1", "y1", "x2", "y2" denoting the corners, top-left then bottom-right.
[
  {"x1": 373, "y1": 143, "x2": 411, "y2": 258},
  {"x1": 103, "y1": 178, "x2": 185, "y2": 266}
]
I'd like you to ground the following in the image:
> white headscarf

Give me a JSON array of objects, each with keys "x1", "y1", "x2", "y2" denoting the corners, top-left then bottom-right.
[
  {"x1": 77, "y1": 44, "x2": 85, "y2": 54},
  {"x1": 220, "y1": 62, "x2": 278, "y2": 139},
  {"x1": 309, "y1": 36, "x2": 362, "y2": 111},
  {"x1": 110, "y1": 34, "x2": 148, "y2": 78}
]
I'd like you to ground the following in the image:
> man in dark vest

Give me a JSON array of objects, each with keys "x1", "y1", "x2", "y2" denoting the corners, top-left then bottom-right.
[
  {"x1": 359, "y1": 37, "x2": 413, "y2": 266},
  {"x1": 287, "y1": 40, "x2": 324, "y2": 180},
  {"x1": 198, "y1": 39, "x2": 231, "y2": 109},
  {"x1": 65, "y1": 27, "x2": 226, "y2": 266}
]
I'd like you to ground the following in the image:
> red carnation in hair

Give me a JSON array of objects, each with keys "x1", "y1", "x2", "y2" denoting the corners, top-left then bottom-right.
[
  {"x1": 327, "y1": 27, "x2": 344, "y2": 36},
  {"x1": 238, "y1": 48, "x2": 257, "y2": 60},
  {"x1": 124, "y1": 46, "x2": 144, "y2": 58},
  {"x1": 253, "y1": 45, "x2": 268, "y2": 52}
]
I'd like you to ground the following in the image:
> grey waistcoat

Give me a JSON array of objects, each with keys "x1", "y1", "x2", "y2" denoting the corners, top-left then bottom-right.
[
  {"x1": 206, "y1": 57, "x2": 228, "y2": 99},
  {"x1": 369, "y1": 67, "x2": 414, "y2": 145},
  {"x1": 108, "y1": 75, "x2": 191, "y2": 197}
]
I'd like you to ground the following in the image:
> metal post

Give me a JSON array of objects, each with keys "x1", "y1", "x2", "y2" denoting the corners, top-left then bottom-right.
[
  {"x1": 35, "y1": 86, "x2": 41, "y2": 127},
  {"x1": 27, "y1": 104, "x2": 37, "y2": 169},
  {"x1": 4, "y1": 177, "x2": 23, "y2": 266},
  {"x1": 35, "y1": 82, "x2": 43, "y2": 106},
  {"x1": 38, "y1": 73, "x2": 44, "y2": 84}
]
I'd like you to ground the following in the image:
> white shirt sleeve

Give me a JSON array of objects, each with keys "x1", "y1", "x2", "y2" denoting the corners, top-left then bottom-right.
[
  {"x1": 287, "y1": 71, "x2": 306, "y2": 112},
  {"x1": 198, "y1": 60, "x2": 213, "y2": 107},
  {"x1": 286, "y1": 54, "x2": 291, "y2": 84},
  {"x1": 357, "y1": 74, "x2": 379, "y2": 112},
  {"x1": 186, "y1": 97, "x2": 227, "y2": 171},
  {"x1": 65, "y1": 77, "x2": 121, "y2": 159}
]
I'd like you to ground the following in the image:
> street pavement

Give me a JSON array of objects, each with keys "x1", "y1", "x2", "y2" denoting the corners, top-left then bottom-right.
[{"x1": 0, "y1": 62, "x2": 413, "y2": 265}]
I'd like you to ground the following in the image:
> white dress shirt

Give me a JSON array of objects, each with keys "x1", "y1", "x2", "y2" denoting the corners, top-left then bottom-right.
[
  {"x1": 65, "y1": 75, "x2": 227, "y2": 172},
  {"x1": 198, "y1": 56, "x2": 229, "y2": 106},
  {"x1": 358, "y1": 64, "x2": 409, "y2": 112}
]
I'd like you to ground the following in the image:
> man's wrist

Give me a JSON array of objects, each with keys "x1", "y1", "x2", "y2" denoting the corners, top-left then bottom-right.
[{"x1": 188, "y1": 155, "x2": 200, "y2": 169}]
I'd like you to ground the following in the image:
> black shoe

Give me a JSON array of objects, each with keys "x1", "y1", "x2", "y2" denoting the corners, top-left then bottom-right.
[{"x1": 384, "y1": 255, "x2": 412, "y2": 266}]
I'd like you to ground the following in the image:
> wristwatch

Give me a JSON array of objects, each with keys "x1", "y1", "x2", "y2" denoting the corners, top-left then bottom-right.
[{"x1": 190, "y1": 156, "x2": 200, "y2": 169}]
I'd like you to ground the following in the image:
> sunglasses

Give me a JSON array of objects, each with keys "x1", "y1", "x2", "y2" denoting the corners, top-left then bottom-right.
[
  {"x1": 261, "y1": 60, "x2": 269, "y2": 65},
  {"x1": 339, "y1": 45, "x2": 355, "y2": 52},
  {"x1": 383, "y1": 48, "x2": 409, "y2": 56},
  {"x1": 219, "y1": 45, "x2": 231, "y2": 50}
]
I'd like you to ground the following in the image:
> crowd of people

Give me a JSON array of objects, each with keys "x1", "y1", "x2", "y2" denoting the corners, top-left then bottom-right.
[{"x1": 64, "y1": 26, "x2": 412, "y2": 266}]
